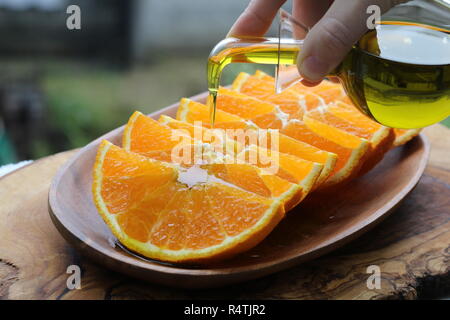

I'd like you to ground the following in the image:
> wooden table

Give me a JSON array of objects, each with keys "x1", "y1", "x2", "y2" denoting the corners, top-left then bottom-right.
[{"x1": 0, "y1": 125, "x2": 449, "y2": 300}]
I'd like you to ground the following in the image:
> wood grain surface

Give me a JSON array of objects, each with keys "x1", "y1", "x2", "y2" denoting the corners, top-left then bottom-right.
[{"x1": 0, "y1": 124, "x2": 449, "y2": 300}]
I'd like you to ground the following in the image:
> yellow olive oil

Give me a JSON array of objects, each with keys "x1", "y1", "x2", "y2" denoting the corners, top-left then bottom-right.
[
  {"x1": 207, "y1": 23, "x2": 450, "y2": 129},
  {"x1": 340, "y1": 24, "x2": 450, "y2": 128},
  {"x1": 207, "y1": 39, "x2": 300, "y2": 126}
]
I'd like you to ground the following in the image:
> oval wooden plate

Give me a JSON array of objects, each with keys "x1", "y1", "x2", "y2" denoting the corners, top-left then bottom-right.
[{"x1": 48, "y1": 91, "x2": 430, "y2": 289}]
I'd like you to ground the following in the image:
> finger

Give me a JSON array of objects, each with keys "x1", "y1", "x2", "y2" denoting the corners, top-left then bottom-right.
[
  {"x1": 297, "y1": 0, "x2": 405, "y2": 82},
  {"x1": 292, "y1": 0, "x2": 333, "y2": 36},
  {"x1": 297, "y1": 0, "x2": 372, "y2": 82},
  {"x1": 300, "y1": 79, "x2": 323, "y2": 87},
  {"x1": 228, "y1": 0, "x2": 286, "y2": 37}
]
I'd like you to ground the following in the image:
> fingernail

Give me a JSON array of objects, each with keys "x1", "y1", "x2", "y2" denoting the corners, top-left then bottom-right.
[
  {"x1": 300, "y1": 79, "x2": 322, "y2": 87},
  {"x1": 299, "y1": 55, "x2": 329, "y2": 82}
]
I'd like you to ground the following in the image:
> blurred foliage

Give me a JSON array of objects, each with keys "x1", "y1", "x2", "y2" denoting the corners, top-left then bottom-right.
[
  {"x1": 0, "y1": 132, "x2": 17, "y2": 164},
  {"x1": 44, "y1": 68, "x2": 122, "y2": 149},
  {"x1": 40, "y1": 58, "x2": 274, "y2": 157}
]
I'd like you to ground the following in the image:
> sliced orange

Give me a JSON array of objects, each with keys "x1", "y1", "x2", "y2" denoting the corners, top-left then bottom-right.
[
  {"x1": 216, "y1": 87, "x2": 277, "y2": 119},
  {"x1": 302, "y1": 106, "x2": 394, "y2": 173},
  {"x1": 306, "y1": 89, "x2": 416, "y2": 150},
  {"x1": 281, "y1": 119, "x2": 368, "y2": 188},
  {"x1": 177, "y1": 97, "x2": 243, "y2": 127},
  {"x1": 239, "y1": 144, "x2": 323, "y2": 187},
  {"x1": 159, "y1": 114, "x2": 323, "y2": 208},
  {"x1": 233, "y1": 72, "x2": 305, "y2": 119},
  {"x1": 302, "y1": 111, "x2": 368, "y2": 150},
  {"x1": 122, "y1": 112, "x2": 318, "y2": 210},
  {"x1": 227, "y1": 77, "x2": 370, "y2": 188},
  {"x1": 214, "y1": 87, "x2": 287, "y2": 129},
  {"x1": 393, "y1": 128, "x2": 422, "y2": 147},
  {"x1": 92, "y1": 68, "x2": 420, "y2": 266},
  {"x1": 159, "y1": 114, "x2": 240, "y2": 156},
  {"x1": 328, "y1": 101, "x2": 395, "y2": 173},
  {"x1": 123, "y1": 111, "x2": 195, "y2": 163},
  {"x1": 124, "y1": 111, "x2": 232, "y2": 170},
  {"x1": 238, "y1": 72, "x2": 394, "y2": 174},
  {"x1": 93, "y1": 140, "x2": 285, "y2": 263},
  {"x1": 291, "y1": 80, "x2": 396, "y2": 170},
  {"x1": 123, "y1": 110, "x2": 191, "y2": 151},
  {"x1": 176, "y1": 99, "x2": 337, "y2": 186},
  {"x1": 296, "y1": 79, "x2": 352, "y2": 105},
  {"x1": 203, "y1": 162, "x2": 305, "y2": 211}
]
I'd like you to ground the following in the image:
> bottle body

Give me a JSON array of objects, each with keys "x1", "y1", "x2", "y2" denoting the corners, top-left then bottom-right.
[{"x1": 339, "y1": 28, "x2": 450, "y2": 129}]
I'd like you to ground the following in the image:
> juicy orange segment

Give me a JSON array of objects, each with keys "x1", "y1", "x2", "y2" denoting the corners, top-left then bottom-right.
[
  {"x1": 233, "y1": 72, "x2": 304, "y2": 119},
  {"x1": 176, "y1": 99, "x2": 336, "y2": 187},
  {"x1": 296, "y1": 80, "x2": 352, "y2": 105},
  {"x1": 93, "y1": 140, "x2": 285, "y2": 263},
  {"x1": 327, "y1": 101, "x2": 395, "y2": 173},
  {"x1": 159, "y1": 114, "x2": 322, "y2": 208},
  {"x1": 179, "y1": 98, "x2": 250, "y2": 130},
  {"x1": 217, "y1": 87, "x2": 277, "y2": 119},
  {"x1": 289, "y1": 80, "x2": 395, "y2": 173},
  {"x1": 177, "y1": 97, "x2": 242, "y2": 126},
  {"x1": 224, "y1": 75, "x2": 370, "y2": 188},
  {"x1": 123, "y1": 111, "x2": 194, "y2": 159},
  {"x1": 238, "y1": 72, "x2": 394, "y2": 176},
  {"x1": 393, "y1": 128, "x2": 422, "y2": 147},
  {"x1": 281, "y1": 120, "x2": 368, "y2": 187},
  {"x1": 123, "y1": 112, "x2": 316, "y2": 210},
  {"x1": 217, "y1": 87, "x2": 287, "y2": 129},
  {"x1": 159, "y1": 114, "x2": 240, "y2": 156},
  {"x1": 203, "y1": 163, "x2": 304, "y2": 211},
  {"x1": 303, "y1": 111, "x2": 368, "y2": 149}
]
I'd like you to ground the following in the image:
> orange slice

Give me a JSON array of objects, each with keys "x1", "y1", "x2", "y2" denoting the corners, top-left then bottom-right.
[
  {"x1": 177, "y1": 97, "x2": 242, "y2": 126},
  {"x1": 123, "y1": 111, "x2": 195, "y2": 163},
  {"x1": 93, "y1": 140, "x2": 285, "y2": 263},
  {"x1": 304, "y1": 87, "x2": 419, "y2": 148},
  {"x1": 288, "y1": 83, "x2": 395, "y2": 172},
  {"x1": 297, "y1": 80, "x2": 352, "y2": 105},
  {"x1": 122, "y1": 112, "x2": 319, "y2": 210},
  {"x1": 216, "y1": 87, "x2": 277, "y2": 119},
  {"x1": 220, "y1": 78, "x2": 370, "y2": 188},
  {"x1": 159, "y1": 115, "x2": 323, "y2": 208},
  {"x1": 216, "y1": 87, "x2": 287, "y2": 129},
  {"x1": 280, "y1": 120, "x2": 368, "y2": 188},
  {"x1": 176, "y1": 99, "x2": 337, "y2": 187},
  {"x1": 203, "y1": 163, "x2": 305, "y2": 211},
  {"x1": 393, "y1": 128, "x2": 422, "y2": 147},
  {"x1": 233, "y1": 72, "x2": 305, "y2": 119},
  {"x1": 159, "y1": 114, "x2": 241, "y2": 154},
  {"x1": 328, "y1": 101, "x2": 395, "y2": 173},
  {"x1": 237, "y1": 71, "x2": 393, "y2": 174},
  {"x1": 303, "y1": 106, "x2": 394, "y2": 172}
]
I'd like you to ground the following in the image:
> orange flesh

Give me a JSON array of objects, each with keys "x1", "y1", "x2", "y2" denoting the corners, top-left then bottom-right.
[{"x1": 97, "y1": 142, "x2": 279, "y2": 251}]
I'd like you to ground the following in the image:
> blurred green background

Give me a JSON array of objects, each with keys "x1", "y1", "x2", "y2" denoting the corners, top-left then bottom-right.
[
  {"x1": 37, "y1": 58, "x2": 272, "y2": 159},
  {"x1": 0, "y1": 0, "x2": 279, "y2": 164}
]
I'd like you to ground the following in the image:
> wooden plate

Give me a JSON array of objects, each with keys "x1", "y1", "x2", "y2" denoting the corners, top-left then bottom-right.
[{"x1": 48, "y1": 91, "x2": 430, "y2": 289}]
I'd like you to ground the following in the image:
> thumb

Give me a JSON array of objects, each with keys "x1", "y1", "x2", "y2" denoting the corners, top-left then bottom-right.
[{"x1": 297, "y1": 0, "x2": 374, "y2": 82}]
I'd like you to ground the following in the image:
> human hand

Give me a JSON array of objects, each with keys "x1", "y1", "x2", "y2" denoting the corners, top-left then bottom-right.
[{"x1": 228, "y1": 0, "x2": 406, "y2": 85}]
